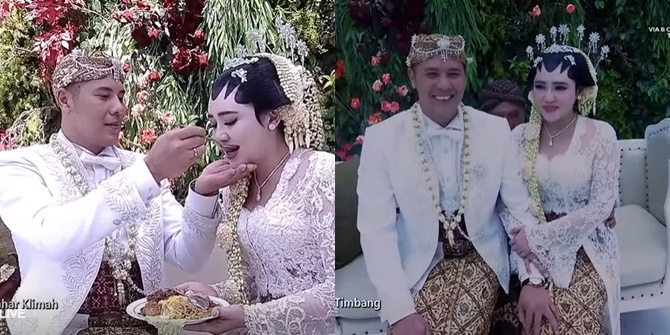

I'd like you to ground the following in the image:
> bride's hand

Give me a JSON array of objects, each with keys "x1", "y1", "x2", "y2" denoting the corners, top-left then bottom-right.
[
  {"x1": 193, "y1": 160, "x2": 256, "y2": 195},
  {"x1": 510, "y1": 227, "x2": 532, "y2": 257},
  {"x1": 173, "y1": 281, "x2": 217, "y2": 297}
]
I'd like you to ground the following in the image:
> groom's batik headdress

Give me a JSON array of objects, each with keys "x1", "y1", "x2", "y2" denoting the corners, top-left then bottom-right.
[
  {"x1": 51, "y1": 49, "x2": 125, "y2": 93},
  {"x1": 406, "y1": 34, "x2": 467, "y2": 67},
  {"x1": 525, "y1": 24, "x2": 610, "y2": 116}
]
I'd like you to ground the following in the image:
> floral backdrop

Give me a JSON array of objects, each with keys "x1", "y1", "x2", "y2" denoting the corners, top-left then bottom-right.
[
  {"x1": 0, "y1": 0, "x2": 335, "y2": 201},
  {"x1": 335, "y1": 0, "x2": 670, "y2": 161}
]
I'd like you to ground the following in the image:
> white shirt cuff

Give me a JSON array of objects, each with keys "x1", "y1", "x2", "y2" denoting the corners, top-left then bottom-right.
[
  {"x1": 519, "y1": 263, "x2": 543, "y2": 283},
  {"x1": 125, "y1": 160, "x2": 161, "y2": 204},
  {"x1": 185, "y1": 183, "x2": 219, "y2": 219}
]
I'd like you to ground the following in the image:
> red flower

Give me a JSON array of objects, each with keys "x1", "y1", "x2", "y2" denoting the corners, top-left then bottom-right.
[
  {"x1": 148, "y1": 70, "x2": 160, "y2": 82},
  {"x1": 198, "y1": 53, "x2": 209, "y2": 68},
  {"x1": 350, "y1": 97, "x2": 360, "y2": 109},
  {"x1": 371, "y1": 56, "x2": 381, "y2": 67},
  {"x1": 336, "y1": 142, "x2": 353, "y2": 161},
  {"x1": 123, "y1": 10, "x2": 133, "y2": 21},
  {"x1": 382, "y1": 73, "x2": 391, "y2": 84},
  {"x1": 531, "y1": 5, "x2": 541, "y2": 17},
  {"x1": 335, "y1": 60, "x2": 344, "y2": 79},
  {"x1": 380, "y1": 52, "x2": 390, "y2": 64},
  {"x1": 131, "y1": 27, "x2": 151, "y2": 47},
  {"x1": 566, "y1": 4, "x2": 576, "y2": 14},
  {"x1": 193, "y1": 29, "x2": 205, "y2": 45},
  {"x1": 397, "y1": 85, "x2": 408, "y2": 96},
  {"x1": 122, "y1": 62, "x2": 130, "y2": 73},
  {"x1": 139, "y1": 128, "x2": 157, "y2": 145},
  {"x1": 368, "y1": 112, "x2": 383, "y2": 125}
]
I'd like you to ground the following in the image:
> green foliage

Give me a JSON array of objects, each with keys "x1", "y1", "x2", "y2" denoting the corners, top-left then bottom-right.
[
  {"x1": 336, "y1": 0, "x2": 670, "y2": 159},
  {"x1": 0, "y1": 10, "x2": 51, "y2": 130}
]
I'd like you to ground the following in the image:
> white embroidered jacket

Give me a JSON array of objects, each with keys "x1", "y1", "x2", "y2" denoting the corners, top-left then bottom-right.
[
  {"x1": 0, "y1": 134, "x2": 222, "y2": 335},
  {"x1": 357, "y1": 106, "x2": 540, "y2": 325},
  {"x1": 211, "y1": 149, "x2": 335, "y2": 335}
]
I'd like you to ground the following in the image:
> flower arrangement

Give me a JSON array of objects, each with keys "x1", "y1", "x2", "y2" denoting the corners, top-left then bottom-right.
[{"x1": 336, "y1": 55, "x2": 413, "y2": 160}]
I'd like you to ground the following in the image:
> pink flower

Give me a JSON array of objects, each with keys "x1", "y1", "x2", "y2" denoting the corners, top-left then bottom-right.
[
  {"x1": 372, "y1": 80, "x2": 383, "y2": 91},
  {"x1": 131, "y1": 104, "x2": 145, "y2": 118},
  {"x1": 381, "y1": 100, "x2": 391, "y2": 113},
  {"x1": 371, "y1": 56, "x2": 381, "y2": 67},
  {"x1": 355, "y1": 135, "x2": 364, "y2": 144},
  {"x1": 389, "y1": 101, "x2": 400, "y2": 113},
  {"x1": 350, "y1": 97, "x2": 360, "y2": 109},
  {"x1": 531, "y1": 5, "x2": 541, "y2": 17},
  {"x1": 139, "y1": 128, "x2": 157, "y2": 145},
  {"x1": 397, "y1": 85, "x2": 408, "y2": 96},
  {"x1": 566, "y1": 4, "x2": 575, "y2": 14},
  {"x1": 382, "y1": 73, "x2": 391, "y2": 84}
]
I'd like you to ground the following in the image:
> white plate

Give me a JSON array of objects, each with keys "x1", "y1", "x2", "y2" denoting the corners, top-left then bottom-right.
[{"x1": 126, "y1": 296, "x2": 230, "y2": 325}]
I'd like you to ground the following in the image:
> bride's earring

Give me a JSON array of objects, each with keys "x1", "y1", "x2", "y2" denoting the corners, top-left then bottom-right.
[{"x1": 268, "y1": 123, "x2": 277, "y2": 131}]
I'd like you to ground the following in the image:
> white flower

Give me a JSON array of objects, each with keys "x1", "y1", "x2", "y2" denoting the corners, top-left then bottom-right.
[
  {"x1": 600, "y1": 45, "x2": 610, "y2": 58},
  {"x1": 577, "y1": 25, "x2": 585, "y2": 40},
  {"x1": 526, "y1": 46, "x2": 534, "y2": 58},
  {"x1": 535, "y1": 34, "x2": 546, "y2": 49}
]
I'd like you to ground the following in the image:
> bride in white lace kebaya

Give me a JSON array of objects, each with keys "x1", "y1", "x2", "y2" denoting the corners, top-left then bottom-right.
[
  {"x1": 175, "y1": 52, "x2": 335, "y2": 335},
  {"x1": 503, "y1": 28, "x2": 621, "y2": 335}
]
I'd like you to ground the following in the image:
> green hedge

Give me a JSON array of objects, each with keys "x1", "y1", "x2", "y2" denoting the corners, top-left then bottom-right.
[{"x1": 335, "y1": 0, "x2": 670, "y2": 159}]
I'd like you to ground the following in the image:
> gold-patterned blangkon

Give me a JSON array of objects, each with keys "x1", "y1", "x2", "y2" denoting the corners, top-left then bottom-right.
[
  {"x1": 406, "y1": 34, "x2": 467, "y2": 67},
  {"x1": 51, "y1": 49, "x2": 125, "y2": 93}
]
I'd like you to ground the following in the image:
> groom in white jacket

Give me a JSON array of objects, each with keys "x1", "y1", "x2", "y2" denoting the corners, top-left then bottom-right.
[
  {"x1": 0, "y1": 49, "x2": 253, "y2": 335},
  {"x1": 356, "y1": 34, "x2": 557, "y2": 335}
]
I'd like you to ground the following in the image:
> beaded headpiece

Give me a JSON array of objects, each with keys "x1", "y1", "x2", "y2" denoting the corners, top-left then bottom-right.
[
  {"x1": 221, "y1": 18, "x2": 324, "y2": 153},
  {"x1": 406, "y1": 34, "x2": 467, "y2": 67},
  {"x1": 525, "y1": 24, "x2": 610, "y2": 116},
  {"x1": 51, "y1": 49, "x2": 125, "y2": 93}
]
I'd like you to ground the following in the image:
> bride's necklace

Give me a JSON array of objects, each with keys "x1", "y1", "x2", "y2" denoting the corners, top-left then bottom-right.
[
  {"x1": 412, "y1": 103, "x2": 472, "y2": 247},
  {"x1": 253, "y1": 151, "x2": 290, "y2": 201},
  {"x1": 49, "y1": 134, "x2": 143, "y2": 305},
  {"x1": 544, "y1": 115, "x2": 577, "y2": 147}
]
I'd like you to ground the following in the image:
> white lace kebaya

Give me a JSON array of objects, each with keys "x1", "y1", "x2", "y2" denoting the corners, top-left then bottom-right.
[{"x1": 212, "y1": 149, "x2": 335, "y2": 335}]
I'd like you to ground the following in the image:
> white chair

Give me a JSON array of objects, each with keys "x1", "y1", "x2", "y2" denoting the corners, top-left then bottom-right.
[{"x1": 615, "y1": 118, "x2": 670, "y2": 313}]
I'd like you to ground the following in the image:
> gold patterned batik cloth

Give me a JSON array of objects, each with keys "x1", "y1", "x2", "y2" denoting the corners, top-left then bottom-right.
[
  {"x1": 76, "y1": 261, "x2": 157, "y2": 335},
  {"x1": 390, "y1": 249, "x2": 499, "y2": 335},
  {"x1": 489, "y1": 213, "x2": 608, "y2": 335}
]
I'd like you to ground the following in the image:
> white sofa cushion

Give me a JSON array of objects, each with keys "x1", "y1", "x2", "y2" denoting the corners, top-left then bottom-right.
[
  {"x1": 335, "y1": 255, "x2": 381, "y2": 319},
  {"x1": 615, "y1": 204, "x2": 667, "y2": 287}
]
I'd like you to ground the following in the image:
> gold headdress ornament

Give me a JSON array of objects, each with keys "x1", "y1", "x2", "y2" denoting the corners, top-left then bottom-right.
[
  {"x1": 522, "y1": 24, "x2": 610, "y2": 225},
  {"x1": 525, "y1": 24, "x2": 610, "y2": 116},
  {"x1": 406, "y1": 34, "x2": 467, "y2": 67},
  {"x1": 219, "y1": 18, "x2": 324, "y2": 154},
  {"x1": 216, "y1": 18, "x2": 325, "y2": 306},
  {"x1": 51, "y1": 48, "x2": 125, "y2": 93}
]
